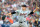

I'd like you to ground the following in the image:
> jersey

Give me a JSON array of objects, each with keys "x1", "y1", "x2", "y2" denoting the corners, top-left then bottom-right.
[{"x1": 15, "y1": 10, "x2": 31, "y2": 22}]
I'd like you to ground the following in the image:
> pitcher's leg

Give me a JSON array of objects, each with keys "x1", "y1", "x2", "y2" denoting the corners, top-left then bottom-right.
[
  {"x1": 10, "y1": 22, "x2": 19, "y2": 27},
  {"x1": 21, "y1": 22, "x2": 28, "y2": 27}
]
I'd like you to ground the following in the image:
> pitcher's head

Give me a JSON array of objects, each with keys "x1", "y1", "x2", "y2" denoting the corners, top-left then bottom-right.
[{"x1": 22, "y1": 5, "x2": 27, "y2": 11}]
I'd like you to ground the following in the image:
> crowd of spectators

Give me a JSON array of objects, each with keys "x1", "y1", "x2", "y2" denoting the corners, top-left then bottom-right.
[{"x1": 0, "y1": 0, "x2": 40, "y2": 27}]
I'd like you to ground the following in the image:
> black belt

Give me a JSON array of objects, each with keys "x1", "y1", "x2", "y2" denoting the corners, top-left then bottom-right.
[
  {"x1": 19, "y1": 21, "x2": 26, "y2": 23},
  {"x1": 19, "y1": 22, "x2": 23, "y2": 23}
]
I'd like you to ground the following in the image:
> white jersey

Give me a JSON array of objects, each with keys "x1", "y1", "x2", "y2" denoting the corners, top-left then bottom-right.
[
  {"x1": 10, "y1": 9, "x2": 30, "y2": 27},
  {"x1": 16, "y1": 10, "x2": 31, "y2": 22}
]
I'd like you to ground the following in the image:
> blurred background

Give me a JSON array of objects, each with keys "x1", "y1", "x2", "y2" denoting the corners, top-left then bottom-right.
[{"x1": 0, "y1": 0, "x2": 40, "y2": 27}]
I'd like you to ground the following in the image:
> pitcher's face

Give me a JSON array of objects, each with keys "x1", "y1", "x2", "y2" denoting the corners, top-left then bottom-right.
[{"x1": 22, "y1": 7, "x2": 26, "y2": 11}]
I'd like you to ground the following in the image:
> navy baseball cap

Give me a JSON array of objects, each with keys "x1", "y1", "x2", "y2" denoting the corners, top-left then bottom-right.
[{"x1": 22, "y1": 5, "x2": 27, "y2": 7}]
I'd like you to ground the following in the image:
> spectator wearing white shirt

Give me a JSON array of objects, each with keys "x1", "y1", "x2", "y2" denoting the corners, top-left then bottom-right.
[{"x1": 0, "y1": 16, "x2": 3, "y2": 25}]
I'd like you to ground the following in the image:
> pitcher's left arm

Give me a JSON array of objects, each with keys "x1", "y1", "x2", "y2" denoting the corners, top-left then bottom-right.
[{"x1": 29, "y1": 7, "x2": 39, "y2": 15}]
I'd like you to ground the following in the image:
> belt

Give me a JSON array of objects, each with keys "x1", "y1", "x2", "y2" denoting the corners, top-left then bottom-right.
[
  {"x1": 19, "y1": 21, "x2": 26, "y2": 23},
  {"x1": 19, "y1": 22, "x2": 23, "y2": 23}
]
